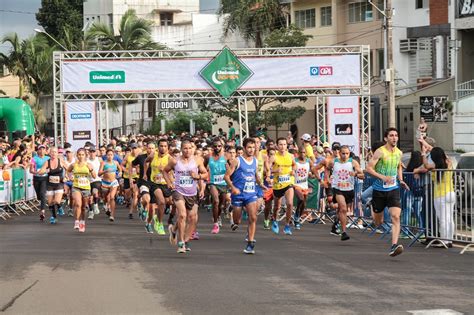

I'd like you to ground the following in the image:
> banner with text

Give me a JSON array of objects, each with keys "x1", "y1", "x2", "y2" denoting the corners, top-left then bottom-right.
[
  {"x1": 327, "y1": 96, "x2": 360, "y2": 156},
  {"x1": 65, "y1": 102, "x2": 98, "y2": 151},
  {"x1": 61, "y1": 55, "x2": 361, "y2": 94}
]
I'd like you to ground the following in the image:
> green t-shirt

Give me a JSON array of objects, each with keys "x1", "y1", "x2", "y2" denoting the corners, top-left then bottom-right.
[{"x1": 228, "y1": 127, "x2": 235, "y2": 140}]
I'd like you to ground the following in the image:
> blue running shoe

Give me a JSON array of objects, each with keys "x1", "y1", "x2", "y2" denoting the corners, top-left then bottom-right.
[
  {"x1": 283, "y1": 224, "x2": 292, "y2": 235},
  {"x1": 271, "y1": 220, "x2": 279, "y2": 234},
  {"x1": 295, "y1": 222, "x2": 302, "y2": 230},
  {"x1": 243, "y1": 242, "x2": 255, "y2": 254},
  {"x1": 57, "y1": 207, "x2": 64, "y2": 216},
  {"x1": 145, "y1": 223, "x2": 153, "y2": 234},
  {"x1": 49, "y1": 217, "x2": 57, "y2": 224}
]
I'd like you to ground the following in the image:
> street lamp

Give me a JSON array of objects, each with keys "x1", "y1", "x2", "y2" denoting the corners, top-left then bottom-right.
[{"x1": 34, "y1": 28, "x2": 69, "y2": 51}]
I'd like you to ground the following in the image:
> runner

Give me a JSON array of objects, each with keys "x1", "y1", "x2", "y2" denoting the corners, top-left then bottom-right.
[
  {"x1": 262, "y1": 145, "x2": 276, "y2": 229},
  {"x1": 98, "y1": 149, "x2": 122, "y2": 222},
  {"x1": 37, "y1": 147, "x2": 65, "y2": 224},
  {"x1": 30, "y1": 144, "x2": 50, "y2": 221},
  {"x1": 366, "y1": 127, "x2": 409, "y2": 256},
  {"x1": 206, "y1": 138, "x2": 228, "y2": 234},
  {"x1": 62, "y1": 148, "x2": 75, "y2": 216},
  {"x1": 253, "y1": 135, "x2": 267, "y2": 227},
  {"x1": 122, "y1": 143, "x2": 140, "y2": 219},
  {"x1": 87, "y1": 146, "x2": 102, "y2": 220},
  {"x1": 163, "y1": 140, "x2": 207, "y2": 253},
  {"x1": 271, "y1": 138, "x2": 296, "y2": 235},
  {"x1": 325, "y1": 145, "x2": 364, "y2": 240},
  {"x1": 293, "y1": 147, "x2": 312, "y2": 230},
  {"x1": 225, "y1": 138, "x2": 265, "y2": 254},
  {"x1": 67, "y1": 148, "x2": 95, "y2": 233}
]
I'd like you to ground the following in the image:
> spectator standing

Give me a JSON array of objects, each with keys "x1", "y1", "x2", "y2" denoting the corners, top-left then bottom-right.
[{"x1": 228, "y1": 122, "x2": 235, "y2": 140}]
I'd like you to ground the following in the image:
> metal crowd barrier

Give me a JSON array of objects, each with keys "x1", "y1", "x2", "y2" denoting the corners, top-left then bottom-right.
[
  {"x1": 424, "y1": 169, "x2": 473, "y2": 254},
  {"x1": 0, "y1": 168, "x2": 39, "y2": 220}
]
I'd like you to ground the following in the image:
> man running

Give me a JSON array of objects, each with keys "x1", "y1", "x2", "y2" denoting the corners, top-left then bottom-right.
[
  {"x1": 87, "y1": 146, "x2": 102, "y2": 220},
  {"x1": 122, "y1": 143, "x2": 140, "y2": 219},
  {"x1": 293, "y1": 147, "x2": 312, "y2": 230},
  {"x1": 325, "y1": 145, "x2": 364, "y2": 241},
  {"x1": 366, "y1": 128, "x2": 409, "y2": 257},
  {"x1": 163, "y1": 140, "x2": 207, "y2": 254},
  {"x1": 225, "y1": 138, "x2": 265, "y2": 254},
  {"x1": 271, "y1": 138, "x2": 296, "y2": 235}
]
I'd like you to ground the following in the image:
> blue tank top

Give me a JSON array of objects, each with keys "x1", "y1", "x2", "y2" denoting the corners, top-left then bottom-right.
[
  {"x1": 33, "y1": 155, "x2": 50, "y2": 177},
  {"x1": 103, "y1": 161, "x2": 117, "y2": 173},
  {"x1": 209, "y1": 155, "x2": 227, "y2": 186},
  {"x1": 231, "y1": 156, "x2": 257, "y2": 196}
]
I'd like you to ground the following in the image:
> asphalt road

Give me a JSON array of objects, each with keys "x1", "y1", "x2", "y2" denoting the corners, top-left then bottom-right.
[{"x1": 1, "y1": 207, "x2": 472, "y2": 315}]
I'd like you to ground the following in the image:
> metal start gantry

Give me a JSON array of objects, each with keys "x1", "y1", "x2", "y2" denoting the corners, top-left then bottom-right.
[{"x1": 53, "y1": 45, "x2": 370, "y2": 159}]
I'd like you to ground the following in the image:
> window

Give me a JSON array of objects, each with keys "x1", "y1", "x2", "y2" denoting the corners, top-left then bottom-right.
[
  {"x1": 377, "y1": 48, "x2": 384, "y2": 74},
  {"x1": 295, "y1": 9, "x2": 316, "y2": 29},
  {"x1": 376, "y1": 0, "x2": 384, "y2": 20},
  {"x1": 160, "y1": 13, "x2": 173, "y2": 26},
  {"x1": 416, "y1": 0, "x2": 429, "y2": 9},
  {"x1": 321, "y1": 6, "x2": 332, "y2": 27},
  {"x1": 348, "y1": 1, "x2": 373, "y2": 23}
]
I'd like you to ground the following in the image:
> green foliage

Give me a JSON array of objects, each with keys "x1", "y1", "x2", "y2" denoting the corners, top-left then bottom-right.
[
  {"x1": 36, "y1": 0, "x2": 83, "y2": 45},
  {"x1": 220, "y1": 0, "x2": 286, "y2": 48},
  {"x1": 263, "y1": 105, "x2": 306, "y2": 128},
  {"x1": 147, "y1": 111, "x2": 214, "y2": 135},
  {"x1": 264, "y1": 25, "x2": 313, "y2": 48}
]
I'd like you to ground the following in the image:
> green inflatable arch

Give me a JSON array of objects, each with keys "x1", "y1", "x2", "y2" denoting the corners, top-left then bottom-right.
[{"x1": 0, "y1": 98, "x2": 35, "y2": 140}]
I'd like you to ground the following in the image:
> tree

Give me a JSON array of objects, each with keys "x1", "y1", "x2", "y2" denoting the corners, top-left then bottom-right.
[
  {"x1": 147, "y1": 111, "x2": 214, "y2": 135},
  {"x1": 264, "y1": 25, "x2": 313, "y2": 48},
  {"x1": 0, "y1": 33, "x2": 28, "y2": 97},
  {"x1": 220, "y1": 0, "x2": 286, "y2": 48},
  {"x1": 36, "y1": 0, "x2": 84, "y2": 45},
  {"x1": 86, "y1": 9, "x2": 167, "y2": 135},
  {"x1": 263, "y1": 104, "x2": 305, "y2": 137}
]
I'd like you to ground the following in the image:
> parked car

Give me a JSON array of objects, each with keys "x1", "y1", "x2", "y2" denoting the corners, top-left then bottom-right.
[{"x1": 455, "y1": 152, "x2": 474, "y2": 229}]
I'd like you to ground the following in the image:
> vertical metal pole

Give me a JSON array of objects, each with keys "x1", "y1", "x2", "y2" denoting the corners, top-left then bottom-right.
[
  {"x1": 60, "y1": 102, "x2": 64, "y2": 147},
  {"x1": 244, "y1": 97, "x2": 249, "y2": 140},
  {"x1": 238, "y1": 98, "x2": 243, "y2": 139},
  {"x1": 98, "y1": 101, "x2": 102, "y2": 145},
  {"x1": 105, "y1": 101, "x2": 110, "y2": 143},
  {"x1": 323, "y1": 96, "x2": 327, "y2": 142},
  {"x1": 386, "y1": 0, "x2": 396, "y2": 128}
]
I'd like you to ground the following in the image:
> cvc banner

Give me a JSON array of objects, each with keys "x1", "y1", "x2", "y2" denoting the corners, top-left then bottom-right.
[
  {"x1": 65, "y1": 101, "x2": 98, "y2": 151},
  {"x1": 327, "y1": 96, "x2": 360, "y2": 157}
]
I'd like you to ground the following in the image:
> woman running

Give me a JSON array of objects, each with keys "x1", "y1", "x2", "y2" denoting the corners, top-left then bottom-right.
[
  {"x1": 99, "y1": 149, "x2": 122, "y2": 222},
  {"x1": 37, "y1": 147, "x2": 66, "y2": 224},
  {"x1": 67, "y1": 148, "x2": 95, "y2": 233}
]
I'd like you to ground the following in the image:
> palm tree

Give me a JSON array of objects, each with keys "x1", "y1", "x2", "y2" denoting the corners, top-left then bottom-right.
[
  {"x1": 0, "y1": 33, "x2": 28, "y2": 97},
  {"x1": 86, "y1": 9, "x2": 167, "y2": 135},
  {"x1": 220, "y1": 0, "x2": 286, "y2": 48}
]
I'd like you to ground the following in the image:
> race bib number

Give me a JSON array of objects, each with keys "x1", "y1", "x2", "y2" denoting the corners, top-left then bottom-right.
[
  {"x1": 78, "y1": 177, "x2": 90, "y2": 187},
  {"x1": 213, "y1": 174, "x2": 225, "y2": 184},
  {"x1": 49, "y1": 176, "x2": 60, "y2": 184},
  {"x1": 278, "y1": 175, "x2": 291, "y2": 184},
  {"x1": 337, "y1": 181, "x2": 350, "y2": 189},
  {"x1": 296, "y1": 178, "x2": 307, "y2": 184},
  {"x1": 179, "y1": 175, "x2": 193, "y2": 187},
  {"x1": 243, "y1": 181, "x2": 255, "y2": 193},
  {"x1": 383, "y1": 176, "x2": 397, "y2": 189}
]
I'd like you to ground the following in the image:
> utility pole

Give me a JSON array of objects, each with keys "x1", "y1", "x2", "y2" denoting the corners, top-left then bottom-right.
[{"x1": 385, "y1": 0, "x2": 396, "y2": 128}]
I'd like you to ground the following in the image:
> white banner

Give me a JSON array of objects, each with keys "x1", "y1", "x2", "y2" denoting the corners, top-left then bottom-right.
[
  {"x1": 25, "y1": 170, "x2": 36, "y2": 201},
  {"x1": 327, "y1": 96, "x2": 360, "y2": 157},
  {"x1": 65, "y1": 101, "x2": 98, "y2": 151},
  {"x1": 61, "y1": 55, "x2": 361, "y2": 93}
]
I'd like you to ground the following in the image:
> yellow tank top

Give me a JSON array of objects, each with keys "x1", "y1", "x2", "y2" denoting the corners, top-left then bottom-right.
[
  {"x1": 72, "y1": 162, "x2": 91, "y2": 190},
  {"x1": 273, "y1": 151, "x2": 294, "y2": 190},
  {"x1": 257, "y1": 151, "x2": 264, "y2": 180},
  {"x1": 432, "y1": 166, "x2": 454, "y2": 198},
  {"x1": 123, "y1": 154, "x2": 138, "y2": 179},
  {"x1": 150, "y1": 153, "x2": 169, "y2": 185}
]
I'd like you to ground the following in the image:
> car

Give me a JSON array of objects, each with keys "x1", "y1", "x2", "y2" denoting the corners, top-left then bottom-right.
[{"x1": 455, "y1": 152, "x2": 474, "y2": 229}]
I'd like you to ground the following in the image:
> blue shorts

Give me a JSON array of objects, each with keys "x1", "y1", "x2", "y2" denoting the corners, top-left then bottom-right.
[
  {"x1": 256, "y1": 186, "x2": 263, "y2": 198},
  {"x1": 65, "y1": 181, "x2": 73, "y2": 188},
  {"x1": 231, "y1": 193, "x2": 258, "y2": 208}
]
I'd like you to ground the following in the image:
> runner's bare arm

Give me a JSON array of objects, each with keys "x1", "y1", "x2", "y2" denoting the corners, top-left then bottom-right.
[
  {"x1": 162, "y1": 157, "x2": 177, "y2": 189},
  {"x1": 224, "y1": 159, "x2": 238, "y2": 194},
  {"x1": 88, "y1": 163, "x2": 97, "y2": 179},
  {"x1": 352, "y1": 160, "x2": 365, "y2": 179}
]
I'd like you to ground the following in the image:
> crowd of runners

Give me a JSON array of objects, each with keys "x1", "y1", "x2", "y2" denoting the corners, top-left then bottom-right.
[{"x1": 6, "y1": 127, "x2": 407, "y2": 256}]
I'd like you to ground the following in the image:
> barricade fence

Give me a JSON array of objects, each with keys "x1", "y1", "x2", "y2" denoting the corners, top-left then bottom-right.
[{"x1": 0, "y1": 168, "x2": 38, "y2": 220}]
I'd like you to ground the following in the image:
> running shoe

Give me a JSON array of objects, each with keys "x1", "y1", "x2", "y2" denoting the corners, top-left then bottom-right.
[
  {"x1": 145, "y1": 223, "x2": 153, "y2": 234},
  {"x1": 271, "y1": 220, "x2": 279, "y2": 235},
  {"x1": 128, "y1": 213, "x2": 133, "y2": 219},
  {"x1": 341, "y1": 232, "x2": 350, "y2": 241},
  {"x1": 109, "y1": 216, "x2": 115, "y2": 222},
  {"x1": 40, "y1": 211, "x2": 45, "y2": 222},
  {"x1": 157, "y1": 222, "x2": 166, "y2": 235},
  {"x1": 164, "y1": 206, "x2": 171, "y2": 215},
  {"x1": 88, "y1": 210, "x2": 94, "y2": 220},
  {"x1": 217, "y1": 217, "x2": 222, "y2": 227},
  {"x1": 78, "y1": 221, "x2": 85, "y2": 233},
  {"x1": 283, "y1": 224, "x2": 292, "y2": 235},
  {"x1": 191, "y1": 231, "x2": 200, "y2": 240},
  {"x1": 243, "y1": 242, "x2": 255, "y2": 254},
  {"x1": 49, "y1": 217, "x2": 57, "y2": 224},
  {"x1": 168, "y1": 224, "x2": 177, "y2": 245},
  {"x1": 295, "y1": 222, "x2": 302, "y2": 230},
  {"x1": 263, "y1": 219, "x2": 270, "y2": 230},
  {"x1": 105, "y1": 209, "x2": 111, "y2": 217},
  {"x1": 330, "y1": 224, "x2": 340, "y2": 236},
  {"x1": 93, "y1": 204, "x2": 100, "y2": 215},
  {"x1": 154, "y1": 217, "x2": 160, "y2": 233},
  {"x1": 67, "y1": 209, "x2": 73, "y2": 217},
  {"x1": 177, "y1": 242, "x2": 186, "y2": 254},
  {"x1": 244, "y1": 235, "x2": 256, "y2": 243},
  {"x1": 57, "y1": 207, "x2": 64, "y2": 216},
  {"x1": 231, "y1": 223, "x2": 239, "y2": 231},
  {"x1": 389, "y1": 244, "x2": 404, "y2": 257},
  {"x1": 211, "y1": 223, "x2": 220, "y2": 234},
  {"x1": 74, "y1": 220, "x2": 80, "y2": 230},
  {"x1": 185, "y1": 242, "x2": 191, "y2": 252}
]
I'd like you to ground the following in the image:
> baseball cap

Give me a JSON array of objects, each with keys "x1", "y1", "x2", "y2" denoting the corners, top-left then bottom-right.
[
  {"x1": 322, "y1": 142, "x2": 330, "y2": 148},
  {"x1": 315, "y1": 146, "x2": 324, "y2": 154},
  {"x1": 38, "y1": 145, "x2": 46, "y2": 150},
  {"x1": 115, "y1": 146, "x2": 122, "y2": 152},
  {"x1": 130, "y1": 143, "x2": 138, "y2": 149},
  {"x1": 301, "y1": 133, "x2": 311, "y2": 142},
  {"x1": 332, "y1": 142, "x2": 341, "y2": 150},
  {"x1": 65, "y1": 148, "x2": 73, "y2": 153},
  {"x1": 88, "y1": 145, "x2": 96, "y2": 151}
]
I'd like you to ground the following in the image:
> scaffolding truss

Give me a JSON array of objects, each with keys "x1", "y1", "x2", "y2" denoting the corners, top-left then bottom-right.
[{"x1": 53, "y1": 45, "x2": 370, "y2": 158}]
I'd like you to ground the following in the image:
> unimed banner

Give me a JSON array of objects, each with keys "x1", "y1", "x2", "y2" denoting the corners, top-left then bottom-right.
[
  {"x1": 65, "y1": 102, "x2": 98, "y2": 151},
  {"x1": 327, "y1": 96, "x2": 360, "y2": 157},
  {"x1": 61, "y1": 55, "x2": 361, "y2": 94}
]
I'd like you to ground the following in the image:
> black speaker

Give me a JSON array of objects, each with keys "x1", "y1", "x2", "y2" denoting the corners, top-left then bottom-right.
[{"x1": 12, "y1": 130, "x2": 27, "y2": 140}]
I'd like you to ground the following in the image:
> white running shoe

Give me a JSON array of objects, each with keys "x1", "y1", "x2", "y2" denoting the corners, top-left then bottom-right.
[
  {"x1": 74, "y1": 220, "x2": 80, "y2": 230},
  {"x1": 93, "y1": 204, "x2": 100, "y2": 215},
  {"x1": 79, "y1": 221, "x2": 86, "y2": 233},
  {"x1": 87, "y1": 210, "x2": 94, "y2": 220}
]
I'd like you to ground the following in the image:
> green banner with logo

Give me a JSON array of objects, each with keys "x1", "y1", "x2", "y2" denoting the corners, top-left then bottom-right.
[
  {"x1": 11, "y1": 168, "x2": 25, "y2": 203},
  {"x1": 199, "y1": 47, "x2": 253, "y2": 98}
]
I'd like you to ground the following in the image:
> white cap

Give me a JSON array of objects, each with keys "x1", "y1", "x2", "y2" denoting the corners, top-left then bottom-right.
[{"x1": 301, "y1": 133, "x2": 311, "y2": 141}]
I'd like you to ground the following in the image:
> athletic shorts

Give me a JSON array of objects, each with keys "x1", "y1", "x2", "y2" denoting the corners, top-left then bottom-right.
[
  {"x1": 47, "y1": 183, "x2": 63, "y2": 192},
  {"x1": 372, "y1": 189, "x2": 401, "y2": 213},
  {"x1": 64, "y1": 181, "x2": 73, "y2": 189},
  {"x1": 210, "y1": 184, "x2": 230, "y2": 195},
  {"x1": 231, "y1": 193, "x2": 258, "y2": 208},
  {"x1": 264, "y1": 187, "x2": 274, "y2": 202},
  {"x1": 273, "y1": 185, "x2": 293, "y2": 199},
  {"x1": 139, "y1": 183, "x2": 156, "y2": 204},
  {"x1": 102, "y1": 179, "x2": 119, "y2": 190},
  {"x1": 46, "y1": 188, "x2": 64, "y2": 196},
  {"x1": 90, "y1": 181, "x2": 101, "y2": 193},
  {"x1": 123, "y1": 178, "x2": 137, "y2": 190},
  {"x1": 153, "y1": 183, "x2": 173, "y2": 198},
  {"x1": 72, "y1": 187, "x2": 91, "y2": 197},
  {"x1": 172, "y1": 191, "x2": 199, "y2": 210},
  {"x1": 332, "y1": 188, "x2": 355, "y2": 204},
  {"x1": 256, "y1": 185, "x2": 263, "y2": 199}
]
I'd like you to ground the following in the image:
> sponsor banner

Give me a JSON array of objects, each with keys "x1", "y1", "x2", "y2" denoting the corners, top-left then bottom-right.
[
  {"x1": 25, "y1": 170, "x2": 36, "y2": 201},
  {"x1": 65, "y1": 101, "x2": 98, "y2": 151},
  {"x1": 159, "y1": 100, "x2": 190, "y2": 110},
  {"x1": 61, "y1": 55, "x2": 361, "y2": 94},
  {"x1": 327, "y1": 96, "x2": 360, "y2": 156},
  {"x1": 419, "y1": 96, "x2": 449, "y2": 122},
  {"x1": 458, "y1": 0, "x2": 474, "y2": 18}
]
